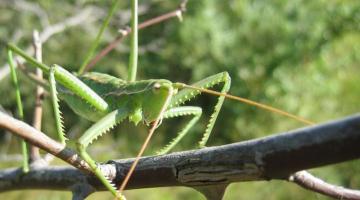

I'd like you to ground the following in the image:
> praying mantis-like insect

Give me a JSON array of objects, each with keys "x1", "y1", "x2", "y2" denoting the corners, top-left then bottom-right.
[{"x1": 6, "y1": 0, "x2": 314, "y2": 199}]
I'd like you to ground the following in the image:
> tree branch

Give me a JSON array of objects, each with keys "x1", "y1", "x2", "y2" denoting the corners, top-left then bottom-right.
[
  {"x1": 0, "y1": 112, "x2": 359, "y2": 199},
  {"x1": 0, "y1": 111, "x2": 91, "y2": 173},
  {"x1": 290, "y1": 171, "x2": 360, "y2": 200}
]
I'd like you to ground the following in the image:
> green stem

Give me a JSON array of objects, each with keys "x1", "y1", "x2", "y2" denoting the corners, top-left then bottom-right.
[
  {"x1": 78, "y1": 0, "x2": 120, "y2": 74},
  {"x1": 8, "y1": 49, "x2": 29, "y2": 173},
  {"x1": 127, "y1": 0, "x2": 138, "y2": 82}
]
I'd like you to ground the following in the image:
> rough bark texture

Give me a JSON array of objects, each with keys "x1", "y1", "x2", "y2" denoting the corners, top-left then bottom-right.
[{"x1": 0, "y1": 114, "x2": 359, "y2": 193}]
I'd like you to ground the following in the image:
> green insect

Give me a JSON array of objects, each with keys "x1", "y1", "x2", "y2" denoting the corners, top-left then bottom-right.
[
  {"x1": 5, "y1": 1, "x2": 313, "y2": 199},
  {"x1": 7, "y1": 45, "x2": 234, "y2": 200}
]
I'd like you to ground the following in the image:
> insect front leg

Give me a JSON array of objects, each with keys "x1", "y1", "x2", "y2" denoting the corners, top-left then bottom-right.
[
  {"x1": 48, "y1": 66, "x2": 67, "y2": 145},
  {"x1": 171, "y1": 72, "x2": 231, "y2": 148},
  {"x1": 76, "y1": 109, "x2": 130, "y2": 200},
  {"x1": 6, "y1": 44, "x2": 109, "y2": 112},
  {"x1": 156, "y1": 106, "x2": 202, "y2": 155}
]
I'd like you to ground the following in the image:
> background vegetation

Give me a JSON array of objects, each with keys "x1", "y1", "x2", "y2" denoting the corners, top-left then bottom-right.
[{"x1": 0, "y1": 0, "x2": 359, "y2": 199}]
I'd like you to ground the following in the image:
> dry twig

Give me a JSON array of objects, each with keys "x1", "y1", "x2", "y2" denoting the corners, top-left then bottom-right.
[
  {"x1": 0, "y1": 7, "x2": 94, "y2": 81},
  {"x1": 83, "y1": 0, "x2": 189, "y2": 72},
  {"x1": 290, "y1": 171, "x2": 360, "y2": 200},
  {"x1": 29, "y1": 30, "x2": 44, "y2": 163}
]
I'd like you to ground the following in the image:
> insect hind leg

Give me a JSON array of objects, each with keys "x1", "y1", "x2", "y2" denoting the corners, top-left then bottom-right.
[{"x1": 76, "y1": 109, "x2": 129, "y2": 199}]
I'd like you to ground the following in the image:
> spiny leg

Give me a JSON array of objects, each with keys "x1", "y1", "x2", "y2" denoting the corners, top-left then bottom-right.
[
  {"x1": 6, "y1": 44, "x2": 109, "y2": 112},
  {"x1": 156, "y1": 106, "x2": 202, "y2": 155},
  {"x1": 51, "y1": 64, "x2": 109, "y2": 112},
  {"x1": 7, "y1": 44, "x2": 127, "y2": 196},
  {"x1": 7, "y1": 49, "x2": 29, "y2": 172},
  {"x1": 48, "y1": 66, "x2": 67, "y2": 145},
  {"x1": 171, "y1": 72, "x2": 231, "y2": 147},
  {"x1": 77, "y1": 109, "x2": 130, "y2": 200}
]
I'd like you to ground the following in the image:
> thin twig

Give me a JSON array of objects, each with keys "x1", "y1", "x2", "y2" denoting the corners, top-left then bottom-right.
[
  {"x1": 78, "y1": 0, "x2": 120, "y2": 74},
  {"x1": 83, "y1": 0, "x2": 188, "y2": 72},
  {"x1": 16, "y1": 61, "x2": 48, "y2": 89},
  {"x1": 290, "y1": 171, "x2": 360, "y2": 200},
  {"x1": 29, "y1": 30, "x2": 43, "y2": 163},
  {"x1": 1, "y1": 0, "x2": 50, "y2": 27},
  {"x1": 0, "y1": 7, "x2": 95, "y2": 81}
]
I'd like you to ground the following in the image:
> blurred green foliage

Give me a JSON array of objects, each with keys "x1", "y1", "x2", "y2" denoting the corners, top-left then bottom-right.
[{"x1": 0, "y1": 0, "x2": 359, "y2": 199}]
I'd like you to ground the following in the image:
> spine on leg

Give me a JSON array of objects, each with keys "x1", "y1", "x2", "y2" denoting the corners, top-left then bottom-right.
[{"x1": 49, "y1": 66, "x2": 67, "y2": 145}]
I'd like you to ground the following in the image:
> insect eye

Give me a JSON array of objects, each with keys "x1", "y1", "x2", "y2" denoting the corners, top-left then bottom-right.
[{"x1": 153, "y1": 83, "x2": 161, "y2": 91}]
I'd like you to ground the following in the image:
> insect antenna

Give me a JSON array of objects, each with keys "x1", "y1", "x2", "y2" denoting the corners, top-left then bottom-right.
[
  {"x1": 117, "y1": 120, "x2": 160, "y2": 195},
  {"x1": 176, "y1": 83, "x2": 314, "y2": 125},
  {"x1": 117, "y1": 87, "x2": 173, "y2": 197}
]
